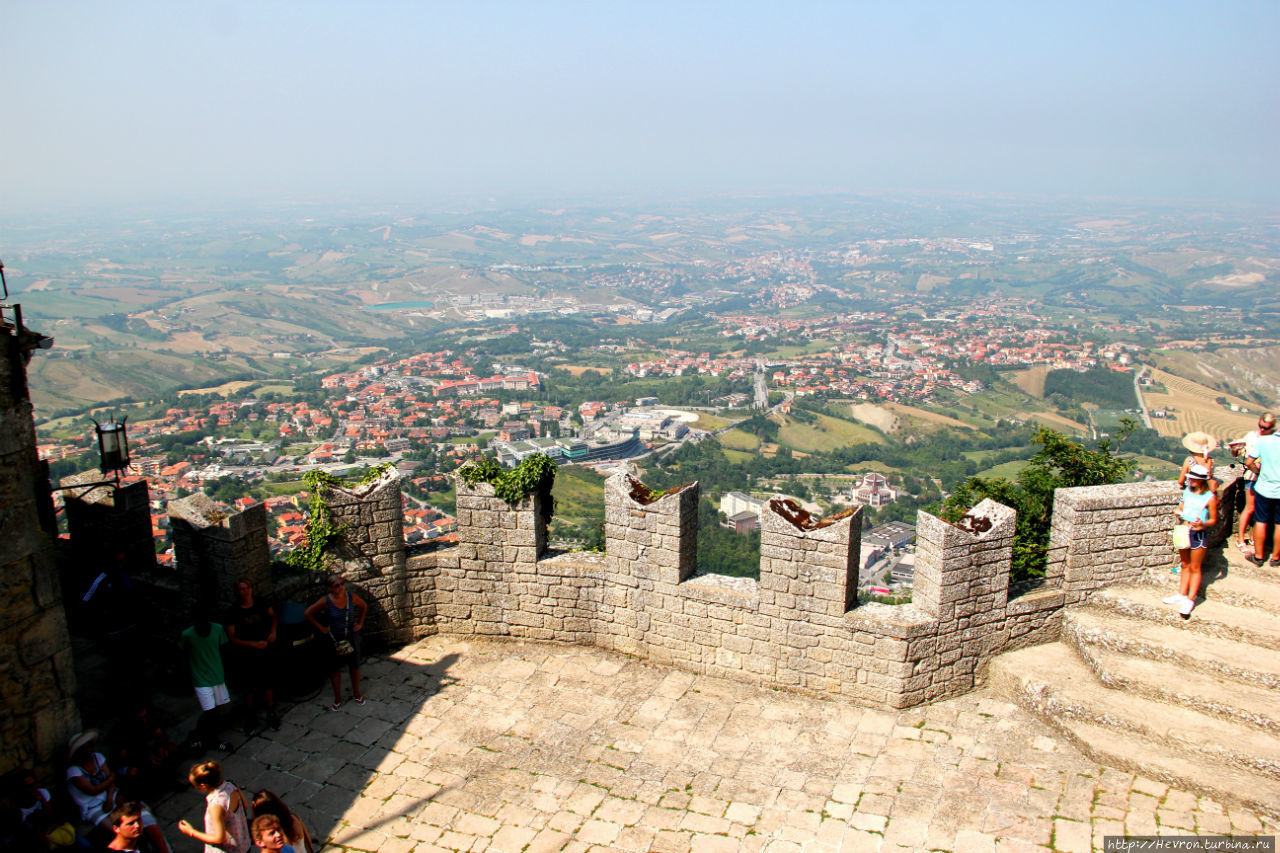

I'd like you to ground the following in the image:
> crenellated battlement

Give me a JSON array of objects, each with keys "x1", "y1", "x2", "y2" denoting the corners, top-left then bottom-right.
[{"x1": 163, "y1": 465, "x2": 1241, "y2": 710}]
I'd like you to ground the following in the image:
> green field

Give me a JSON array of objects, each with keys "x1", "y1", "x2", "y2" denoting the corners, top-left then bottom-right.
[
  {"x1": 963, "y1": 446, "x2": 1031, "y2": 464},
  {"x1": 723, "y1": 448, "x2": 755, "y2": 465},
  {"x1": 552, "y1": 466, "x2": 606, "y2": 519},
  {"x1": 977, "y1": 460, "x2": 1030, "y2": 479},
  {"x1": 948, "y1": 387, "x2": 1037, "y2": 424},
  {"x1": 18, "y1": 291, "x2": 126, "y2": 319},
  {"x1": 717, "y1": 429, "x2": 761, "y2": 452},
  {"x1": 776, "y1": 412, "x2": 884, "y2": 453},
  {"x1": 254, "y1": 382, "x2": 295, "y2": 396},
  {"x1": 422, "y1": 485, "x2": 457, "y2": 514},
  {"x1": 763, "y1": 338, "x2": 837, "y2": 359},
  {"x1": 692, "y1": 412, "x2": 735, "y2": 431},
  {"x1": 449, "y1": 432, "x2": 493, "y2": 445},
  {"x1": 549, "y1": 466, "x2": 606, "y2": 542},
  {"x1": 1128, "y1": 454, "x2": 1180, "y2": 478},
  {"x1": 260, "y1": 480, "x2": 306, "y2": 497},
  {"x1": 1088, "y1": 408, "x2": 1144, "y2": 433},
  {"x1": 844, "y1": 460, "x2": 903, "y2": 476}
]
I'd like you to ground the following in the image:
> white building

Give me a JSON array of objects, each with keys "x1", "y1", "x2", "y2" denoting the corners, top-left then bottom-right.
[
  {"x1": 720, "y1": 491, "x2": 763, "y2": 519},
  {"x1": 851, "y1": 472, "x2": 897, "y2": 507}
]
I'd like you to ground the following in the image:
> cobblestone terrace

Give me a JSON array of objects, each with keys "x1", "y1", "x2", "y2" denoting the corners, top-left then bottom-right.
[{"x1": 150, "y1": 636, "x2": 1275, "y2": 853}]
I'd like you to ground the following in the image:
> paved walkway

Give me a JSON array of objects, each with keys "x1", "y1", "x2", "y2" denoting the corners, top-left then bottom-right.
[{"x1": 151, "y1": 636, "x2": 1275, "y2": 852}]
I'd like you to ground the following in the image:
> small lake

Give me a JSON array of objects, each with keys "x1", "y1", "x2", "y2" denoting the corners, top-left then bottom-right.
[{"x1": 363, "y1": 300, "x2": 436, "y2": 311}]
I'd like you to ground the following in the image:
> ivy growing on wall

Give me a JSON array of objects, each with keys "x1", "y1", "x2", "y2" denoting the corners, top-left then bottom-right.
[
  {"x1": 457, "y1": 453, "x2": 557, "y2": 527},
  {"x1": 288, "y1": 463, "x2": 397, "y2": 573}
]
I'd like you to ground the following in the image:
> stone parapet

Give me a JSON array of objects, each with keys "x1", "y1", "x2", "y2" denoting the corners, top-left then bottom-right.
[
  {"x1": 62, "y1": 473, "x2": 155, "y2": 577},
  {"x1": 890, "y1": 499, "x2": 1019, "y2": 705},
  {"x1": 322, "y1": 470, "x2": 410, "y2": 645},
  {"x1": 604, "y1": 475, "x2": 697, "y2": 586},
  {"x1": 759, "y1": 498, "x2": 860, "y2": 622},
  {"x1": 170, "y1": 493, "x2": 272, "y2": 617},
  {"x1": 114, "y1": 464, "x2": 1247, "y2": 711},
  {"x1": 1047, "y1": 472, "x2": 1239, "y2": 606}
]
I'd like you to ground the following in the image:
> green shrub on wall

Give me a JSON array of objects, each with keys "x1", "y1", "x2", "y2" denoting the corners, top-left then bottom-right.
[
  {"x1": 458, "y1": 453, "x2": 557, "y2": 528},
  {"x1": 288, "y1": 463, "x2": 396, "y2": 573}
]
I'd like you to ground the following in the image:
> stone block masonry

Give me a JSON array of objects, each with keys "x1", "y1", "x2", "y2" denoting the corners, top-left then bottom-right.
[
  {"x1": 1046, "y1": 470, "x2": 1240, "y2": 607},
  {"x1": 162, "y1": 467, "x2": 1240, "y2": 711},
  {"x1": 0, "y1": 318, "x2": 78, "y2": 776},
  {"x1": 170, "y1": 492, "x2": 272, "y2": 618},
  {"x1": 61, "y1": 472, "x2": 156, "y2": 577},
  {"x1": 401, "y1": 471, "x2": 1235, "y2": 708},
  {"x1": 322, "y1": 470, "x2": 411, "y2": 646}
]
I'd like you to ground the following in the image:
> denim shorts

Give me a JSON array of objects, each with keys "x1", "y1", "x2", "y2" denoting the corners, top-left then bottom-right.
[{"x1": 1255, "y1": 492, "x2": 1280, "y2": 526}]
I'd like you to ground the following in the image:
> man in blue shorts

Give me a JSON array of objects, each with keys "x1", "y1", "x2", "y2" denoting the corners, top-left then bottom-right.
[{"x1": 1245, "y1": 412, "x2": 1280, "y2": 568}]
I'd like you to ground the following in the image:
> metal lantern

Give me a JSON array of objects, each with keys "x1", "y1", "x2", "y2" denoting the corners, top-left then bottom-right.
[{"x1": 94, "y1": 417, "x2": 130, "y2": 473}]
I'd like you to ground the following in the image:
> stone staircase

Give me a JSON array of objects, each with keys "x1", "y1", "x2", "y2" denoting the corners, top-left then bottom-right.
[{"x1": 988, "y1": 543, "x2": 1280, "y2": 820}]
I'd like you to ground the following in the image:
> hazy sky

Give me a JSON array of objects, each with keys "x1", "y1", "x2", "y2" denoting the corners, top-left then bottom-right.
[{"x1": 3, "y1": 1, "x2": 1277, "y2": 212}]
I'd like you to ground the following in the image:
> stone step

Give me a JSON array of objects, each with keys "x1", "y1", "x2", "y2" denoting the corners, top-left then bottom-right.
[
  {"x1": 1087, "y1": 584, "x2": 1280, "y2": 650},
  {"x1": 1200, "y1": 564, "x2": 1280, "y2": 613},
  {"x1": 1054, "y1": 720, "x2": 1280, "y2": 822},
  {"x1": 1067, "y1": 627, "x2": 1280, "y2": 735},
  {"x1": 1064, "y1": 607, "x2": 1280, "y2": 691},
  {"x1": 1221, "y1": 541, "x2": 1280, "y2": 580},
  {"x1": 988, "y1": 643, "x2": 1280, "y2": 783}
]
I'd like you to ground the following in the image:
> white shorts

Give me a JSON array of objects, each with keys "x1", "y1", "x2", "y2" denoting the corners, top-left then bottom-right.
[{"x1": 194, "y1": 683, "x2": 231, "y2": 711}]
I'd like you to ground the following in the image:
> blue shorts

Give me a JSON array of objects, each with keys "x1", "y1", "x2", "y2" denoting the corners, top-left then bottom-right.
[
  {"x1": 1243, "y1": 479, "x2": 1255, "y2": 493},
  {"x1": 1255, "y1": 492, "x2": 1280, "y2": 526},
  {"x1": 1187, "y1": 528, "x2": 1207, "y2": 550}
]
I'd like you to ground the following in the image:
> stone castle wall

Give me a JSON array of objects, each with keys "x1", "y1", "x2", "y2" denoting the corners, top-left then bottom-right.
[
  {"x1": 138, "y1": 464, "x2": 1237, "y2": 711},
  {"x1": 170, "y1": 492, "x2": 272, "y2": 617},
  {"x1": 61, "y1": 473, "x2": 156, "y2": 577},
  {"x1": 0, "y1": 319, "x2": 78, "y2": 776},
  {"x1": 1046, "y1": 470, "x2": 1240, "y2": 606},
  {"x1": 321, "y1": 471, "x2": 411, "y2": 646}
]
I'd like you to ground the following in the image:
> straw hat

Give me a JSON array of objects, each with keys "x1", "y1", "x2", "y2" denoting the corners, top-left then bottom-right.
[
  {"x1": 1181, "y1": 432, "x2": 1218, "y2": 455},
  {"x1": 67, "y1": 729, "x2": 99, "y2": 755}
]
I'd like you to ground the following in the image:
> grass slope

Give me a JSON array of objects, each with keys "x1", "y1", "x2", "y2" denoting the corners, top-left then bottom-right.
[{"x1": 775, "y1": 411, "x2": 884, "y2": 453}]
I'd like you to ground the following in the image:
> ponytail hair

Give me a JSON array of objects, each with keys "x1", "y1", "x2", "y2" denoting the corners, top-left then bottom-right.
[{"x1": 189, "y1": 760, "x2": 224, "y2": 789}]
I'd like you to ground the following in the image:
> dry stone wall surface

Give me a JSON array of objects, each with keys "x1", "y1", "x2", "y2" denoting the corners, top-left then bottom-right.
[
  {"x1": 62, "y1": 474, "x2": 156, "y2": 577},
  {"x1": 170, "y1": 493, "x2": 272, "y2": 618},
  {"x1": 1, "y1": 323, "x2": 78, "y2": 776},
  {"x1": 1046, "y1": 471, "x2": 1240, "y2": 606},
  {"x1": 323, "y1": 472, "x2": 411, "y2": 645}
]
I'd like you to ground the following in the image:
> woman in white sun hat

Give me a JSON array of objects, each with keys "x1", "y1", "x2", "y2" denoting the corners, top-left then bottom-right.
[{"x1": 1178, "y1": 431, "x2": 1218, "y2": 493}]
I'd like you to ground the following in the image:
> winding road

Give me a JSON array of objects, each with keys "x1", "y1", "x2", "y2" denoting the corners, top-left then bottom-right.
[{"x1": 1134, "y1": 365, "x2": 1153, "y2": 429}]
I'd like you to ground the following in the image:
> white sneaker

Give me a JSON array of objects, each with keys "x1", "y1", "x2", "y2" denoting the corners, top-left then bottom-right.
[
  {"x1": 1162, "y1": 594, "x2": 1184, "y2": 605},
  {"x1": 1179, "y1": 597, "x2": 1195, "y2": 618}
]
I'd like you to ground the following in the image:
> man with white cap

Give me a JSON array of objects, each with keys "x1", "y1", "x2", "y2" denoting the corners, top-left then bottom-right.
[{"x1": 1245, "y1": 412, "x2": 1280, "y2": 568}]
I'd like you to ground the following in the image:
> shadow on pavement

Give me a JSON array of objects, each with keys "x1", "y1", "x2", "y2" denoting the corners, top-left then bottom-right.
[{"x1": 150, "y1": 648, "x2": 462, "y2": 850}]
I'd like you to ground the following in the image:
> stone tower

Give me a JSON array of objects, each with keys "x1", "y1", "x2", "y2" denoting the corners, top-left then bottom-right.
[{"x1": 0, "y1": 310, "x2": 79, "y2": 776}]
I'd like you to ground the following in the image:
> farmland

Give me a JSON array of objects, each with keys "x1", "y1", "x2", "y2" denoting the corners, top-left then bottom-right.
[
  {"x1": 1012, "y1": 365, "x2": 1049, "y2": 398},
  {"x1": 1140, "y1": 368, "x2": 1261, "y2": 443}
]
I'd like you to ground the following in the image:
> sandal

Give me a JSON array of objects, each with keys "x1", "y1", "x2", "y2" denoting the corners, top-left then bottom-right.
[
  {"x1": 1238, "y1": 541, "x2": 1253, "y2": 554},
  {"x1": 353, "y1": 695, "x2": 366, "y2": 706},
  {"x1": 328, "y1": 702, "x2": 342, "y2": 712}
]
